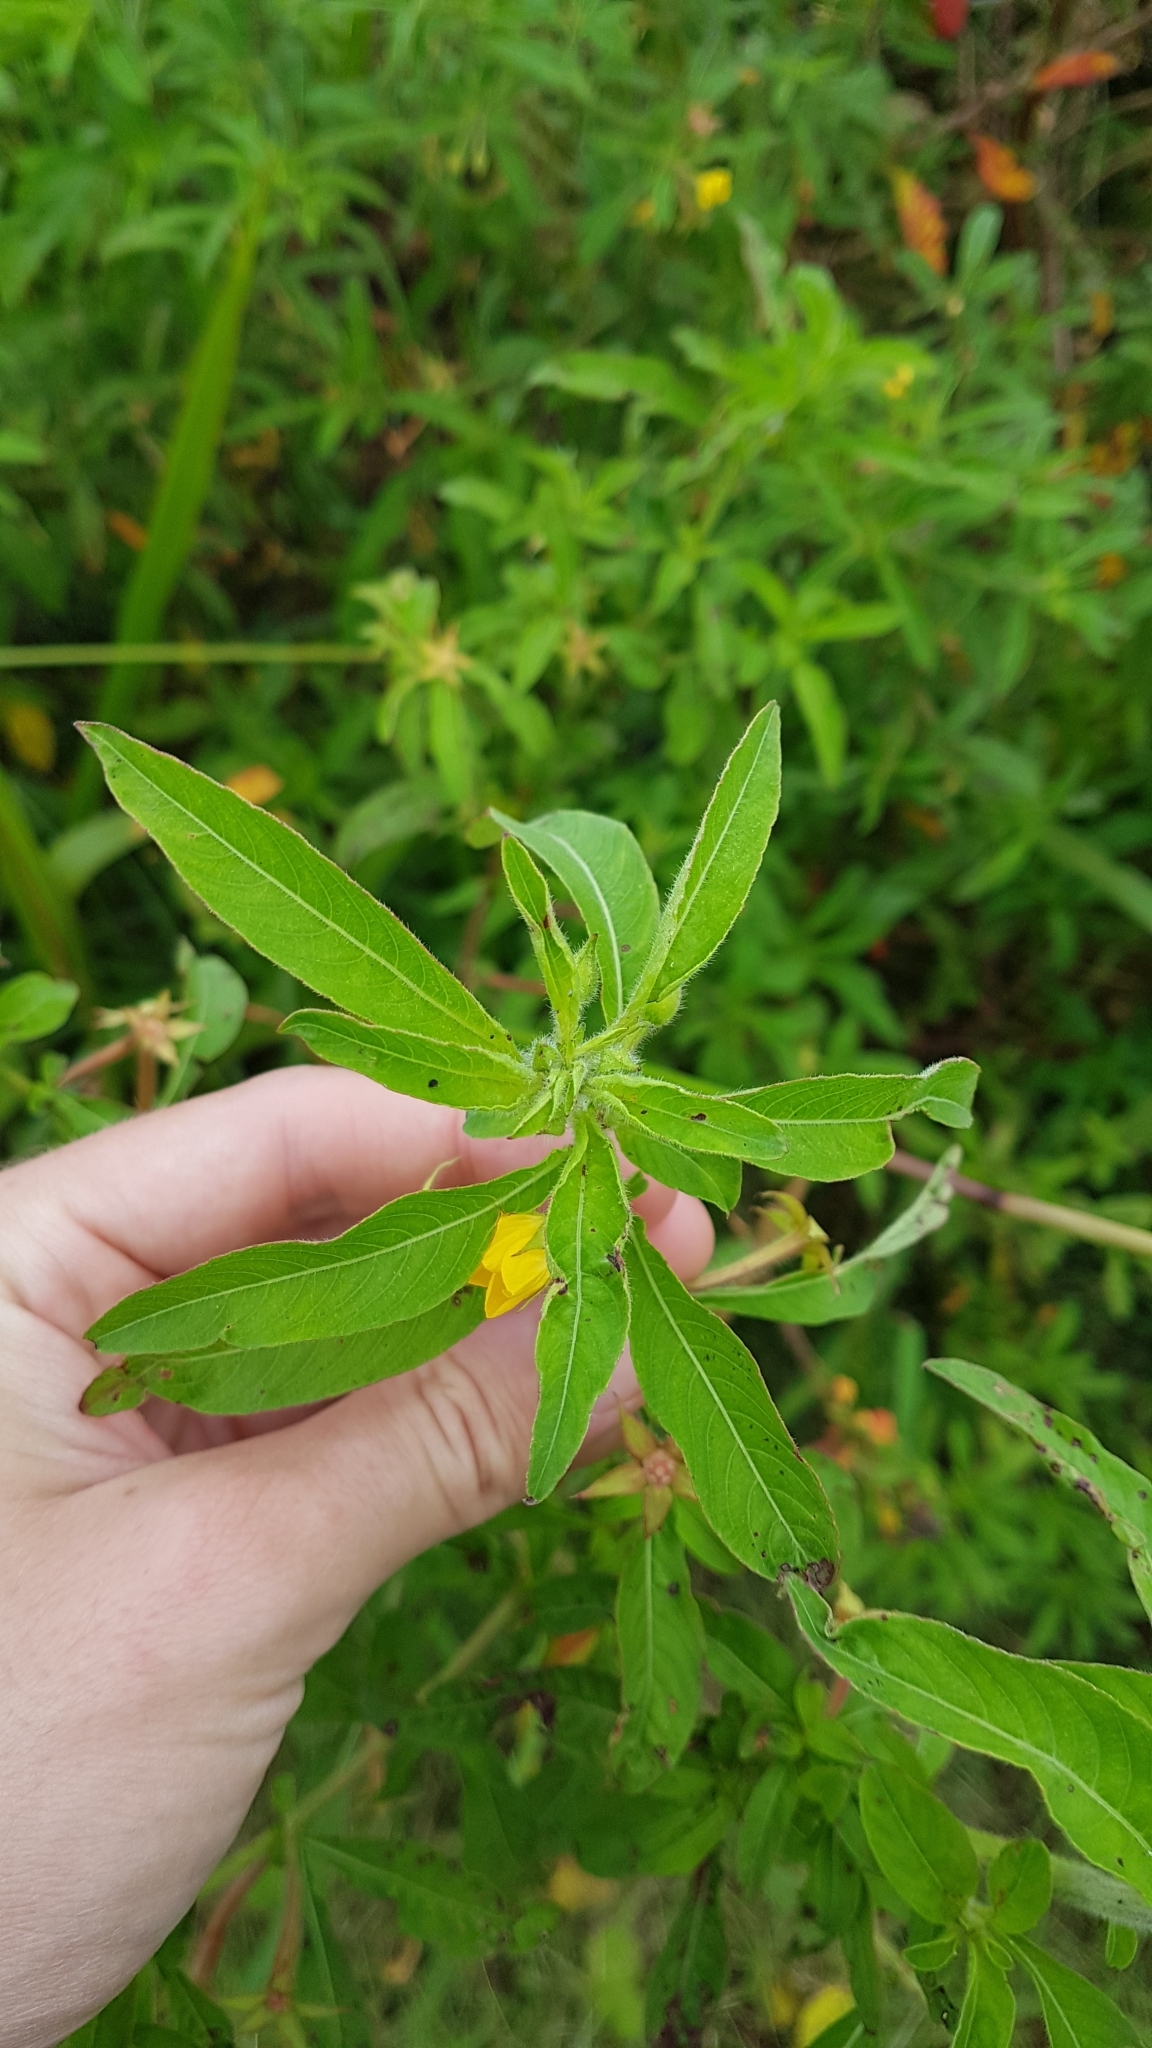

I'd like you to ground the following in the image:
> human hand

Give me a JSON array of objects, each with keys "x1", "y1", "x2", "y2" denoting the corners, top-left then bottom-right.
[{"x1": 0, "y1": 1066, "x2": 712, "y2": 2045}]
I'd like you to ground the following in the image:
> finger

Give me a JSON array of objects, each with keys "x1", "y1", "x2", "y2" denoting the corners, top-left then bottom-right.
[{"x1": 146, "y1": 1191, "x2": 713, "y2": 1678}]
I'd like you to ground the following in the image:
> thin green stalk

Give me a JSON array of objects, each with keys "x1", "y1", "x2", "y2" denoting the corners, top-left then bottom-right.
[
  {"x1": 0, "y1": 643, "x2": 378, "y2": 669},
  {"x1": 0, "y1": 762, "x2": 91, "y2": 994},
  {"x1": 71, "y1": 200, "x2": 266, "y2": 818}
]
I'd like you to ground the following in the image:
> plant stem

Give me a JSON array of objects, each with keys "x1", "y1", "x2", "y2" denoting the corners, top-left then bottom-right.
[
  {"x1": 886, "y1": 1147, "x2": 1152, "y2": 1259},
  {"x1": 0, "y1": 642, "x2": 380, "y2": 669},
  {"x1": 689, "y1": 1228, "x2": 814, "y2": 1292},
  {"x1": 58, "y1": 1033, "x2": 134, "y2": 1085},
  {"x1": 200, "y1": 1725, "x2": 391, "y2": 1898},
  {"x1": 186, "y1": 1858, "x2": 267, "y2": 1986},
  {"x1": 414, "y1": 1585, "x2": 523, "y2": 1703}
]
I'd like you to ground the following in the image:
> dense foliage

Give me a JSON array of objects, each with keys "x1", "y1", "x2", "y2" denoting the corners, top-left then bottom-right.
[{"x1": 3, "y1": 0, "x2": 1152, "y2": 2040}]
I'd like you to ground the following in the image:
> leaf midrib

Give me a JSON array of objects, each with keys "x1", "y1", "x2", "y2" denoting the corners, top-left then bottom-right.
[
  {"x1": 106, "y1": 733, "x2": 490, "y2": 1038},
  {"x1": 100, "y1": 1159, "x2": 557, "y2": 1343},
  {"x1": 840, "y1": 1639, "x2": 1152, "y2": 1877},
  {"x1": 660, "y1": 715, "x2": 774, "y2": 980},
  {"x1": 633, "y1": 1237, "x2": 812, "y2": 1554}
]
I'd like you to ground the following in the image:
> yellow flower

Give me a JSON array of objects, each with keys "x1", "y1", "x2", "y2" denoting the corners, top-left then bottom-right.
[
  {"x1": 795, "y1": 1986, "x2": 855, "y2": 2047},
  {"x1": 469, "y1": 1212, "x2": 551, "y2": 1317},
  {"x1": 883, "y1": 362, "x2": 916, "y2": 399},
  {"x1": 695, "y1": 167, "x2": 732, "y2": 211}
]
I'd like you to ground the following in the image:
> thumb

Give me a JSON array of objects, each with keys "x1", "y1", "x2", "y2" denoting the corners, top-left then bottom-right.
[{"x1": 168, "y1": 1189, "x2": 713, "y2": 1683}]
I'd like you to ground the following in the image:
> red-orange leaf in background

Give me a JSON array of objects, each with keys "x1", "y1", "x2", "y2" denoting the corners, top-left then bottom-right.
[
  {"x1": 971, "y1": 134, "x2": 1037, "y2": 202},
  {"x1": 892, "y1": 170, "x2": 947, "y2": 276},
  {"x1": 932, "y1": 0, "x2": 968, "y2": 37},
  {"x1": 1033, "y1": 50, "x2": 1120, "y2": 91}
]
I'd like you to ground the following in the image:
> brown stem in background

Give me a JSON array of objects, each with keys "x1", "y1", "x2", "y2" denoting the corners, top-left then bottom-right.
[
  {"x1": 477, "y1": 969, "x2": 548, "y2": 996},
  {"x1": 690, "y1": 1228, "x2": 815, "y2": 1292},
  {"x1": 186, "y1": 1858, "x2": 266, "y2": 1987},
  {"x1": 886, "y1": 1147, "x2": 1152, "y2": 1258},
  {"x1": 58, "y1": 1033, "x2": 133, "y2": 1086},
  {"x1": 134, "y1": 1047, "x2": 157, "y2": 1112},
  {"x1": 457, "y1": 849, "x2": 499, "y2": 991}
]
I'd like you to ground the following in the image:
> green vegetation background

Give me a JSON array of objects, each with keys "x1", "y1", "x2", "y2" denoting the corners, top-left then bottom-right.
[{"x1": 3, "y1": 0, "x2": 1152, "y2": 2039}]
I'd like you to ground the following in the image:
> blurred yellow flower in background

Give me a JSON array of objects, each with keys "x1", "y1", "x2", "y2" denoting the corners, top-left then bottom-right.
[{"x1": 695, "y1": 167, "x2": 732, "y2": 210}]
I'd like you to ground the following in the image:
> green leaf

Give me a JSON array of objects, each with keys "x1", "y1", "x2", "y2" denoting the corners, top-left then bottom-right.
[
  {"x1": 158, "y1": 943, "x2": 247, "y2": 1106},
  {"x1": 613, "y1": 1123, "x2": 742, "y2": 1209},
  {"x1": 601, "y1": 1072, "x2": 785, "y2": 1168},
  {"x1": 858, "y1": 1763, "x2": 977, "y2": 1922},
  {"x1": 529, "y1": 1124, "x2": 630, "y2": 1499},
  {"x1": 0, "y1": 761, "x2": 91, "y2": 990},
  {"x1": 734, "y1": 1060, "x2": 979, "y2": 1179},
  {"x1": 530, "y1": 352, "x2": 705, "y2": 424},
  {"x1": 953, "y1": 1948, "x2": 1015, "y2": 2048},
  {"x1": 0, "y1": 969, "x2": 77, "y2": 1045},
  {"x1": 737, "y1": 1764, "x2": 798, "y2": 1892},
  {"x1": 926, "y1": 1357, "x2": 1152, "y2": 1625},
  {"x1": 905, "y1": 1932, "x2": 958, "y2": 1972},
  {"x1": 791, "y1": 658, "x2": 847, "y2": 787},
  {"x1": 500, "y1": 835, "x2": 589, "y2": 1036},
  {"x1": 81, "y1": 1290, "x2": 486, "y2": 1415},
  {"x1": 489, "y1": 806, "x2": 659, "y2": 1020},
  {"x1": 624, "y1": 1224, "x2": 838, "y2": 1581},
  {"x1": 575, "y1": 1783, "x2": 736, "y2": 1878},
  {"x1": 284, "y1": 1009, "x2": 531, "y2": 1113},
  {"x1": 86, "y1": 1152, "x2": 565, "y2": 1357},
  {"x1": 701, "y1": 1605, "x2": 797, "y2": 1711},
  {"x1": 615, "y1": 1525, "x2": 704, "y2": 1787},
  {"x1": 81, "y1": 724, "x2": 512, "y2": 1052},
  {"x1": 1009, "y1": 1937, "x2": 1143, "y2": 2048},
  {"x1": 704, "y1": 1152, "x2": 956, "y2": 1323},
  {"x1": 644, "y1": 1857, "x2": 726, "y2": 2044},
  {"x1": 988, "y1": 1838, "x2": 1052, "y2": 1934},
  {"x1": 1044, "y1": 824, "x2": 1152, "y2": 939},
  {"x1": 1106, "y1": 1923, "x2": 1139, "y2": 1970},
  {"x1": 790, "y1": 1586, "x2": 1152, "y2": 1906},
  {"x1": 639, "y1": 703, "x2": 782, "y2": 1003},
  {"x1": 305, "y1": 1838, "x2": 512, "y2": 1957}
]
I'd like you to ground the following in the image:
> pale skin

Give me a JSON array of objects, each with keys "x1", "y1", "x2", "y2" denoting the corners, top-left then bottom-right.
[{"x1": 0, "y1": 1066, "x2": 713, "y2": 2045}]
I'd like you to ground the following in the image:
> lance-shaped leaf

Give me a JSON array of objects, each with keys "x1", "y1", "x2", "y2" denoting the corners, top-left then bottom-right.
[
  {"x1": 615, "y1": 1123, "x2": 742, "y2": 1210},
  {"x1": 624, "y1": 1224, "x2": 838, "y2": 1580},
  {"x1": 529, "y1": 1124, "x2": 631, "y2": 1498},
  {"x1": 953, "y1": 1950, "x2": 1016, "y2": 2048},
  {"x1": 615, "y1": 1524, "x2": 705, "y2": 1788},
  {"x1": 81, "y1": 724, "x2": 514, "y2": 1053},
  {"x1": 82, "y1": 1289, "x2": 486, "y2": 1415},
  {"x1": 305, "y1": 1839, "x2": 513, "y2": 1958},
  {"x1": 637, "y1": 702, "x2": 781, "y2": 1004},
  {"x1": 644, "y1": 1857, "x2": 726, "y2": 2043},
  {"x1": 87, "y1": 1152, "x2": 565, "y2": 1357},
  {"x1": 490, "y1": 805, "x2": 659, "y2": 1020},
  {"x1": 988, "y1": 1838, "x2": 1052, "y2": 1934},
  {"x1": 500, "y1": 834, "x2": 593, "y2": 1038},
  {"x1": 1007, "y1": 1937, "x2": 1142, "y2": 2048},
  {"x1": 790, "y1": 1585, "x2": 1152, "y2": 1906},
  {"x1": 732, "y1": 1059, "x2": 979, "y2": 1180},
  {"x1": 859, "y1": 1763, "x2": 977, "y2": 1923},
  {"x1": 601, "y1": 1073, "x2": 785, "y2": 1168},
  {"x1": 703, "y1": 1151, "x2": 955, "y2": 1323},
  {"x1": 927, "y1": 1357, "x2": 1152, "y2": 1626},
  {"x1": 284, "y1": 1009, "x2": 532, "y2": 1113}
]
